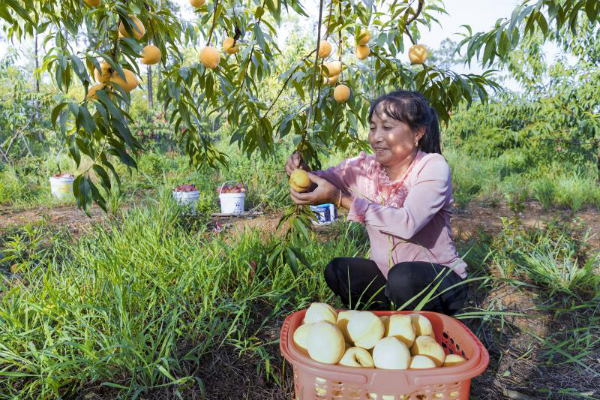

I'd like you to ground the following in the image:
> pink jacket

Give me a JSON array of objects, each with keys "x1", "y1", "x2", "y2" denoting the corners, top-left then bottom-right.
[{"x1": 315, "y1": 150, "x2": 467, "y2": 279}]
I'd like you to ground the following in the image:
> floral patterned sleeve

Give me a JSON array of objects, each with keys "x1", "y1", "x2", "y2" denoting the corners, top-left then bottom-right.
[{"x1": 312, "y1": 152, "x2": 368, "y2": 197}]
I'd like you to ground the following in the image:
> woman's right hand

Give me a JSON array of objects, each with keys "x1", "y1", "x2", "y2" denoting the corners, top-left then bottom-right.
[{"x1": 285, "y1": 153, "x2": 310, "y2": 177}]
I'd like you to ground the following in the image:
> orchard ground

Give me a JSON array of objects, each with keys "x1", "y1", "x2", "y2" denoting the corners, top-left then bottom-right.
[{"x1": 1, "y1": 142, "x2": 599, "y2": 399}]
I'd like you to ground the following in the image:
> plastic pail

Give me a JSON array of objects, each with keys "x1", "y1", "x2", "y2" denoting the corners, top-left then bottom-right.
[
  {"x1": 219, "y1": 192, "x2": 245, "y2": 214},
  {"x1": 49, "y1": 176, "x2": 75, "y2": 199},
  {"x1": 310, "y1": 203, "x2": 337, "y2": 225},
  {"x1": 173, "y1": 190, "x2": 200, "y2": 215}
]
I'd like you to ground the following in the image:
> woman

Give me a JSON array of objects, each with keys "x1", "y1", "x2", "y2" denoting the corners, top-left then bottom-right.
[{"x1": 285, "y1": 90, "x2": 468, "y2": 315}]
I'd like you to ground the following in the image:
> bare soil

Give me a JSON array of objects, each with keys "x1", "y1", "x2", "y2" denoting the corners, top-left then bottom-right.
[{"x1": 0, "y1": 204, "x2": 106, "y2": 238}]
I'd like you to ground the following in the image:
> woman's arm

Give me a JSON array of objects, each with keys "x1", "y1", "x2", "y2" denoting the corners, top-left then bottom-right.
[
  {"x1": 311, "y1": 161, "x2": 352, "y2": 195},
  {"x1": 289, "y1": 154, "x2": 368, "y2": 206},
  {"x1": 338, "y1": 191, "x2": 354, "y2": 210},
  {"x1": 348, "y1": 158, "x2": 450, "y2": 239}
]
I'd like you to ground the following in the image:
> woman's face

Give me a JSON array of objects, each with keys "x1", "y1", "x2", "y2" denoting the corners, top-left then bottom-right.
[{"x1": 368, "y1": 105, "x2": 424, "y2": 167}]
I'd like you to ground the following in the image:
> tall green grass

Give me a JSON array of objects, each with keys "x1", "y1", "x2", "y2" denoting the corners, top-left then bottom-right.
[
  {"x1": 485, "y1": 218, "x2": 599, "y2": 297},
  {"x1": 2, "y1": 141, "x2": 598, "y2": 213},
  {"x1": 0, "y1": 194, "x2": 366, "y2": 398},
  {"x1": 1, "y1": 180, "x2": 598, "y2": 397},
  {"x1": 445, "y1": 148, "x2": 600, "y2": 211}
]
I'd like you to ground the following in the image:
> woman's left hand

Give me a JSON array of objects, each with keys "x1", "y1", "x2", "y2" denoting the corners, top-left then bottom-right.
[{"x1": 290, "y1": 173, "x2": 339, "y2": 205}]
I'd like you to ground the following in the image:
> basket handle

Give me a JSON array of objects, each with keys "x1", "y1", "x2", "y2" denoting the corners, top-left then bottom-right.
[
  {"x1": 218, "y1": 180, "x2": 246, "y2": 194},
  {"x1": 219, "y1": 180, "x2": 236, "y2": 195}
]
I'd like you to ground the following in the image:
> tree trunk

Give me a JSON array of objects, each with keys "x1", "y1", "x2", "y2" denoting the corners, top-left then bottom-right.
[
  {"x1": 35, "y1": 31, "x2": 44, "y2": 142},
  {"x1": 597, "y1": 142, "x2": 600, "y2": 183},
  {"x1": 35, "y1": 32, "x2": 39, "y2": 93},
  {"x1": 147, "y1": 65, "x2": 153, "y2": 110}
]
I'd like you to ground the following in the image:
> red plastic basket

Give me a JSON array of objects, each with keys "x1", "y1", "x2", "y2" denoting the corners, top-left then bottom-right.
[{"x1": 280, "y1": 310, "x2": 489, "y2": 400}]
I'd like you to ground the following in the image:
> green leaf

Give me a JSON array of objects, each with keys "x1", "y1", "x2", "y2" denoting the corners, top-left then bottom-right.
[
  {"x1": 267, "y1": 246, "x2": 283, "y2": 267},
  {"x1": 68, "y1": 103, "x2": 80, "y2": 119},
  {"x1": 79, "y1": 106, "x2": 96, "y2": 134},
  {"x1": 69, "y1": 54, "x2": 88, "y2": 84},
  {"x1": 586, "y1": 0, "x2": 597, "y2": 22},
  {"x1": 290, "y1": 246, "x2": 312, "y2": 270},
  {"x1": 73, "y1": 175, "x2": 81, "y2": 201},
  {"x1": 536, "y1": 12, "x2": 548, "y2": 37},
  {"x1": 5, "y1": 0, "x2": 34, "y2": 25},
  {"x1": 285, "y1": 246, "x2": 299, "y2": 276},
  {"x1": 51, "y1": 102, "x2": 67, "y2": 128},
  {"x1": 93, "y1": 165, "x2": 111, "y2": 191},
  {"x1": 96, "y1": 91, "x2": 124, "y2": 121},
  {"x1": 79, "y1": 176, "x2": 93, "y2": 215},
  {"x1": 254, "y1": 25, "x2": 266, "y2": 52},
  {"x1": 102, "y1": 158, "x2": 122, "y2": 189},
  {"x1": 68, "y1": 135, "x2": 81, "y2": 167}
]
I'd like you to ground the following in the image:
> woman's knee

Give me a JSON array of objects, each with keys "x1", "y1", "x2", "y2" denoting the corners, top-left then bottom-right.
[
  {"x1": 324, "y1": 258, "x2": 344, "y2": 291},
  {"x1": 386, "y1": 262, "x2": 417, "y2": 292},
  {"x1": 386, "y1": 262, "x2": 441, "y2": 309}
]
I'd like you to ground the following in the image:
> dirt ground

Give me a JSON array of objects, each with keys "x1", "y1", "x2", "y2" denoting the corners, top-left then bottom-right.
[
  {"x1": 3, "y1": 200, "x2": 599, "y2": 250},
  {"x1": 0, "y1": 204, "x2": 106, "y2": 237},
  {"x1": 2, "y1": 200, "x2": 599, "y2": 399}
]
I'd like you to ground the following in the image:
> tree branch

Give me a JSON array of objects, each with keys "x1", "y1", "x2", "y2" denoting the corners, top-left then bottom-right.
[
  {"x1": 263, "y1": 50, "x2": 316, "y2": 120},
  {"x1": 300, "y1": 0, "x2": 325, "y2": 152},
  {"x1": 238, "y1": 0, "x2": 267, "y2": 87},
  {"x1": 406, "y1": 0, "x2": 424, "y2": 26},
  {"x1": 206, "y1": 0, "x2": 220, "y2": 46},
  {"x1": 404, "y1": 0, "x2": 424, "y2": 45}
]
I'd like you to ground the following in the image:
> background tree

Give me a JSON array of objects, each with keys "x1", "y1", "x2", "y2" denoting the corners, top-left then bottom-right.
[{"x1": 0, "y1": 0, "x2": 498, "y2": 213}]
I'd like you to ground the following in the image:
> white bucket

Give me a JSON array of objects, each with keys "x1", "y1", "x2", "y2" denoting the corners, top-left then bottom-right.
[
  {"x1": 49, "y1": 176, "x2": 75, "y2": 199},
  {"x1": 219, "y1": 192, "x2": 245, "y2": 214},
  {"x1": 310, "y1": 203, "x2": 338, "y2": 225},
  {"x1": 173, "y1": 190, "x2": 200, "y2": 215}
]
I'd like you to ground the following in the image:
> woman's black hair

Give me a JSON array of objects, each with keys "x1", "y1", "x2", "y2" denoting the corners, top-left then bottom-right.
[{"x1": 368, "y1": 90, "x2": 442, "y2": 154}]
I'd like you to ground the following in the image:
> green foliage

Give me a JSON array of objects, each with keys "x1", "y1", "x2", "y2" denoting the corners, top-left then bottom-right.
[
  {"x1": 554, "y1": 174, "x2": 595, "y2": 213},
  {"x1": 488, "y1": 217, "x2": 599, "y2": 297},
  {"x1": 446, "y1": 92, "x2": 600, "y2": 168},
  {"x1": 0, "y1": 50, "x2": 57, "y2": 161},
  {"x1": 530, "y1": 176, "x2": 556, "y2": 211},
  {"x1": 0, "y1": 200, "x2": 366, "y2": 397},
  {"x1": 0, "y1": 0, "x2": 501, "y2": 212},
  {"x1": 0, "y1": 165, "x2": 38, "y2": 204},
  {"x1": 444, "y1": 147, "x2": 600, "y2": 211}
]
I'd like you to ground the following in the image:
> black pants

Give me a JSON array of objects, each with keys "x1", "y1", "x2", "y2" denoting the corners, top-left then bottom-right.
[{"x1": 324, "y1": 258, "x2": 468, "y2": 315}]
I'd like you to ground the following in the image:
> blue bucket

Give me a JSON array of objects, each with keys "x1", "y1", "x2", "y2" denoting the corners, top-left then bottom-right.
[{"x1": 310, "y1": 203, "x2": 337, "y2": 225}]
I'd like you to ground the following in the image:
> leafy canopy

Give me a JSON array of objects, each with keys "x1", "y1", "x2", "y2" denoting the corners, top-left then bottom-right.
[{"x1": 2, "y1": 0, "x2": 596, "y2": 212}]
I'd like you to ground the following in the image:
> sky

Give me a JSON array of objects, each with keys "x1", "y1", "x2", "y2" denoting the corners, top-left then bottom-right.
[{"x1": 0, "y1": 0, "x2": 556, "y2": 91}]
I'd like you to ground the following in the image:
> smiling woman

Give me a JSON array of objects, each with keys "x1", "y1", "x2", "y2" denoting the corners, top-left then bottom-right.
[{"x1": 285, "y1": 90, "x2": 468, "y2": 314}]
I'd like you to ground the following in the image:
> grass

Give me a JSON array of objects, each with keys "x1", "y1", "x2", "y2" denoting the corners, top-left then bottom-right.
[
  {"x1": 2, "y1": 141, "x2": 599, "y2": 214},
  {"x1": 1, "y1": 175, "x2": 599, "y2": 398},
  {"x1": 486, "y1": 217, "x2": 599, "y2": 296},
  {"x1": 0, "y1": 192, "x2": 370, "y2": 398},
  {"x1": 1, "y1": 143, "x2": 600, "y2": 399},
  {"x1": 453, "y1": 215, "x2": 600, "y2": 399},
  {"x1": 444, "y1": 148, "x2": 600, "y2": 211}
]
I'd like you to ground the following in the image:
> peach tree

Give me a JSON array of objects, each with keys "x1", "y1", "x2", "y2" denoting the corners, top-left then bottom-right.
[{"x1": 0, "y1": 0, "x2": 499, "y2": 210}]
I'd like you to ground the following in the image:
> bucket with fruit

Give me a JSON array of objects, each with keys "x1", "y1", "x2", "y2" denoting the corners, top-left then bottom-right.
[
  {"x1": 49, "y1": 173, "x2": 75, "y2": 199},
  {"x1": 217, "y1": 181, "x2": 246, "y2": 214},
  {"x1": 173, "y1": 184, "x2": 200, "y2": 215}
]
